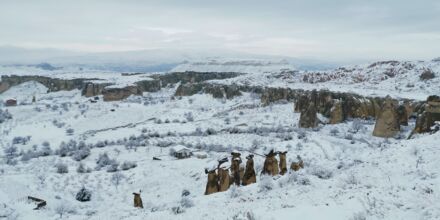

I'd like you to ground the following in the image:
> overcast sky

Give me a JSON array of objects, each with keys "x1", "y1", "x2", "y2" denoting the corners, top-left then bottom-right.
[{"x1": 1, "y1": 0, "x2": 439, "y2": 61}]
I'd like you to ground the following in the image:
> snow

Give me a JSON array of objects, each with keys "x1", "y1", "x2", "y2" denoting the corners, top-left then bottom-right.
[{"x1": 0, "y1": 59, "x2": 440, "y2": 220}]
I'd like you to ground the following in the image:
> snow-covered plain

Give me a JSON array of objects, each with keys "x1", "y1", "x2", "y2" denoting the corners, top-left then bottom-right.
[{"x1": 0, "y1": 60, "x2": 440, "y2": 220}]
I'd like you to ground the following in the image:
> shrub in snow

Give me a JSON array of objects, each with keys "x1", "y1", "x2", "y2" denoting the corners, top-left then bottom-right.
[
  {"x1": 66, "y1": 128, "x2": 74, "y2": 136},
  {"x1": 309, "y1": 165, "x2": 333, "y2": 179},
  {"x1": 21, "y1": 150, "x2": 38, "y2": 162},
  {"x1": 52, "y1": 119, "x2": 65, "y2": 128},
  {"x1": 350, "y1": 212, "x2": 367, "y2": 220},
  {"x1": 350, "y1": 119, "x2": 365, "y2": 134},
  {"x1": 75, "y1": 187, "x2": 92, "y2": 202},
  {"x1": 0, "y1": 109, "x2": 12, "y2": 123},
  {"x1": 4, "y1": 146, "x2": 18, "y2": 165},
  {"x1": 330, "y1": 128, "x2": 339, "y2": 136},
  {"x1": 111, "y1": 172, "x2": 125, "y2": 188},
  {"x1": 95, "y1": 153, "x2": 118, "y2": 170},
  {"x1": 228, "y1": 185, "x2": 242, "y2": 198},
  {"x1": 180, "y1": 196, "x2": 194, "y2": 208},
  {"x1": 258, "y1": 175, "x2": 275, "y2": 192},
  {"x1": 106, "y1": 163, "x2": 119, "y2": 172},
  {"x1": 120, "y1": 161, "x2": 137, "y2": 170},
  {"x1": 71, "y1": 147, "x2": 91, "y2": 161},
  {"x1": 77, "y1": 163, "x2": 91, "y2": 173},
  {"x1": 171, "y1": 206, "x2": 185, "y2": 215},
  {"x1": 181, "y1": 189, "x2": 190, "y2": 197},
  {"x1": 54, "y1": 201, "x2": 76, "y2": 218},
  {"x1": 94, "y1": 141, "x2": 106, "y2": 148},
  {"x1": 12, "y1": 136, "x2": 31, "y2": 145},
  {"x1": 56, "y1": 162, "x2": 68, "y2": 174},
  {"x1": 231, "y1": 210, "x2": 257, "y2": 220},
  {"x1": 184, "y1": 112, "x2": 194, "y2": 122}
]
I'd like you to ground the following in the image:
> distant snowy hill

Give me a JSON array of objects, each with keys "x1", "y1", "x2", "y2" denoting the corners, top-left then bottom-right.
[
  {"x1": 171, "y1": 59, "x2": 295, "y2": 74},
  {"x1": 0, "y1": 46, "x2": 336, "y2": 72}
]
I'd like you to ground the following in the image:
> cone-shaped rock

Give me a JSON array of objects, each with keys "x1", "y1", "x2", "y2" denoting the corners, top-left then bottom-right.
[{"x1": 372, "y1": 97, "x2": 400, "y2": 137}]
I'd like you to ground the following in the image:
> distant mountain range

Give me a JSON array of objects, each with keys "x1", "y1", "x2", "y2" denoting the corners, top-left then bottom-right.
[{"x1": 0, "y1": 46, "x2": 342, "y2": 72}]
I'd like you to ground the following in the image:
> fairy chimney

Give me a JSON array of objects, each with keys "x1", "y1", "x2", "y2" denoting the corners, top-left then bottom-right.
[{"x1": 242, "y1": 155, "x2": 256, "y2": 186}]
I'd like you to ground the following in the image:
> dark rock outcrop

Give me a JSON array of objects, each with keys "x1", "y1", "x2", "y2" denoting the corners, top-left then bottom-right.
[
  {"x1": 102, "y1": 86, "x2": 142, "y2": 101},
  {"x1": 82, "y1": 82, "x2": 112, "y2": 97},
  {"x1": 413, "y1": 96, "x2": 440, "y2": 133}
]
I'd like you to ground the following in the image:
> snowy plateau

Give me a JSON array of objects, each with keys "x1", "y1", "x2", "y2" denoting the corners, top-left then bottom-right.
[{"x1": 0, "y1": 58, "x2": 439, "y2": 220}]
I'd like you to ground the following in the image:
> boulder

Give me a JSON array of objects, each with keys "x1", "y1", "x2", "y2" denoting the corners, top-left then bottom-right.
[{"x1": 372, "y1": 97, "x2": 400, "y2": 138}]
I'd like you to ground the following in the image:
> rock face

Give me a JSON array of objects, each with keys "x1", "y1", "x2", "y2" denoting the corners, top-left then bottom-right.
[
  {"x1": 414, "y1": 96, "x2": 440, "y2": 133},
  {"x1": 299, "y1": 102, "x2": 318, "y2": 128},
  {"x1": 397, "y1": 105, "x2": 409, "y2": 126},
  {"x1": 81, "y1": 82, "x2": 111, "y2": 97},
  {"x1": 0, "y1": 75, "x2": 95, "y2": 93},
  {"x1": 329, "y1": 100, "x2": 344, "y2": 124},
  {"x1": 102, "y1": 86, "x2": 142, "y2": 101},
  {"x1": 372, "y1": 97, "x2": 400, "y2": 137}
]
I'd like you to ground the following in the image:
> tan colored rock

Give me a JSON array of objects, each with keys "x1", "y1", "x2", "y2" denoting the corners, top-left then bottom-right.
[
  {"x1": 218, "y1": 168, "x2": 230, "y2": 192},
  {"x1": 230, "y1": 152, "x2": 242, "y2": 186},
  {"x1": 278, "y1": 151, "x2": 288, "y2": 175},
  {"x1": 329, "y1": 100, "x2": 344, "y2": 124},
  {"x1": 204, "y1": 169, "x2": 219, "y2": 195},
  {"x1": 290, "y1": 155, "x2": 304, "y2": 171},
  {"x1": 242, "y1": 155, "x2": 256, "y2": 186},
  {"x1": 102, "y1": 86, "x2": 142, "y2": 101},
  {"x1": 133, "y1": 192, "x2": 143, "y2": 208},
  {"x1": 372, "y1": 97, "x2": 400, "y2": 138},
  {"x1": 262, "y1": 150, "x2": 279, "y2": 176}
]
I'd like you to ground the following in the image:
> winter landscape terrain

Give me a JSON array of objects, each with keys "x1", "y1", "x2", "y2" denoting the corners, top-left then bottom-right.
[{"x1": 0, "y1": 56, "x2": 439, "y2": 220}]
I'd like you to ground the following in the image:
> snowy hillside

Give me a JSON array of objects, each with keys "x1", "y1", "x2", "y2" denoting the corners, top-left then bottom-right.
[
  {"x1": 0, "y1": 77, "x2": 439, "y2": 220},
  {"x1": 206, "y1": 59, "x2": 440, "y2": 100}
]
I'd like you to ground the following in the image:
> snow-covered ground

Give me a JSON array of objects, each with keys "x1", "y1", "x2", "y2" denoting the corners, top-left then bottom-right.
[{"x1": 1, "y1": 78, "x2": 439, "y2": 220}]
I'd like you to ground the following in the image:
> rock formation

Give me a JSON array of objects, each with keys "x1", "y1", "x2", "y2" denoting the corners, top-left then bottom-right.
[
  {"x1": 133, "y1": 192, "x2": 143, "y2": 208},
  {"x1": 230, "y1": 152, "x2": 242, "y2": 186},
  {"x1": 204, "y1": 169, "x2": 219, "y2": 195},
  {"x1": 278, "y1": 151, "x2": 287, "y2": 175},
  {"x1": 299, "y1": 102, "x2": 318, "y2": 128},
  {"x1": 218, "y1": 168, "x2": 230, "y2": 192},
  {"x1": 102, "y1": 86, "x2": 142, "y2": 101},
  {"x1": 329, "y1": 100, "x2": 344, "y2": 124},
  {"x1": 372, "y1": 97, "x2": 400, "y2": 137},
  {"x1": 413, "y1": 96, "x2": 440, "y2": 134},
  {"x1": 262, "y1": 150, "x2": 279, "y2": 176},
  {"x1": 242, "y1": 155, "x2": 256, "y2": 186}
]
